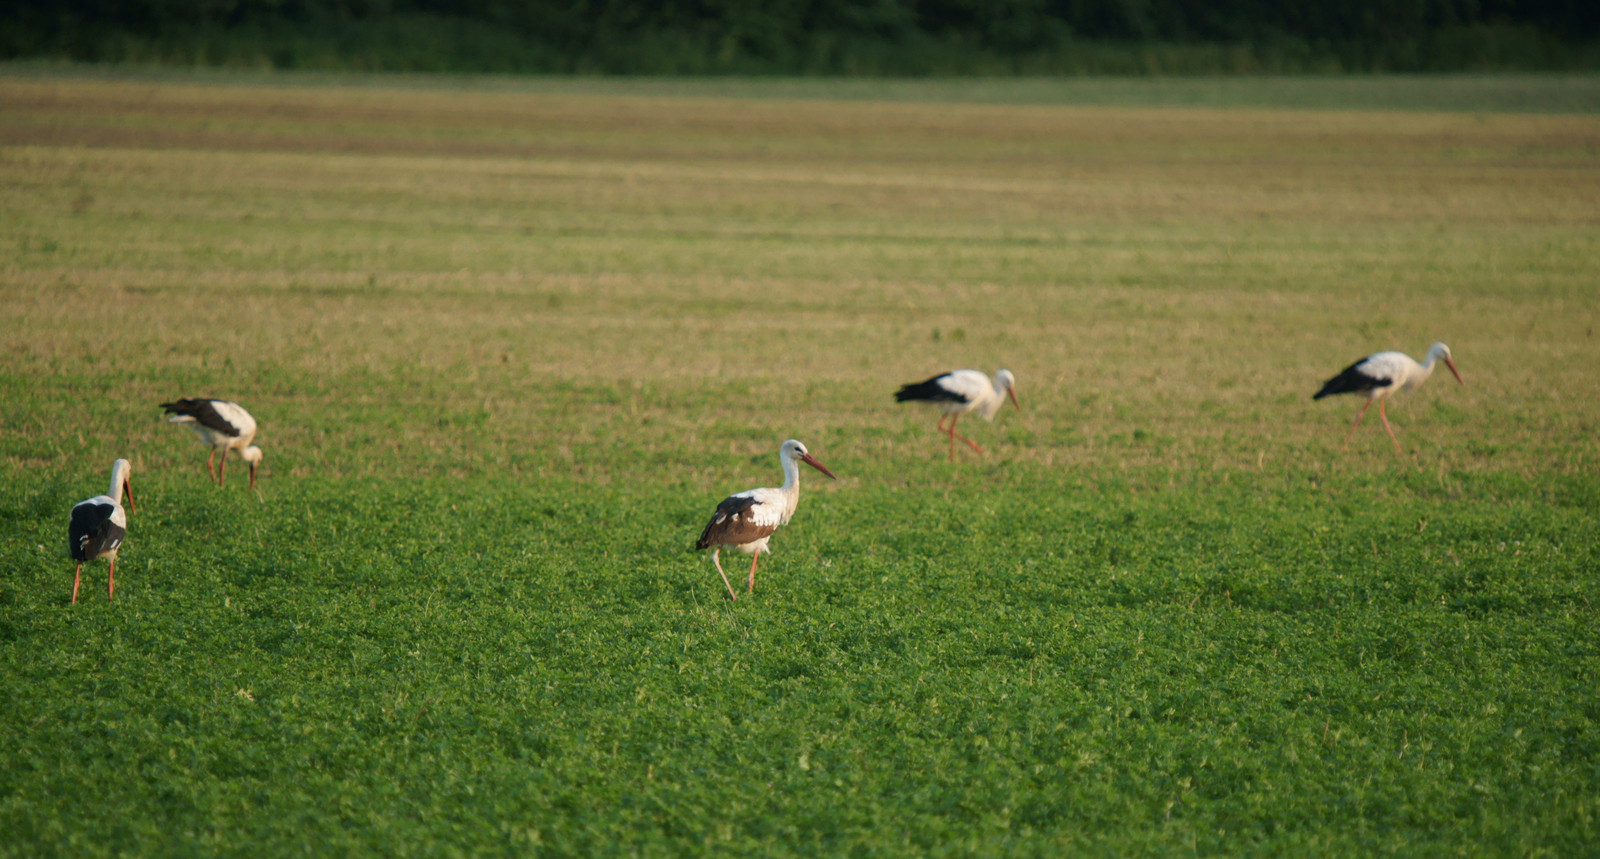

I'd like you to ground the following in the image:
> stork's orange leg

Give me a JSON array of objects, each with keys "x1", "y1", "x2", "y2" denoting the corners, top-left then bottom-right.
[
  {"x1": 1340, "y1": 399, "x2": 1375, "y2": 451},
  {"x1": 106, "y1": 557, "x2": 115, "y2": 601},
  {"x1": 1377, "y1": 399, "x2": 1403, "y2": 456},
  {"x1": 949, "y1": 413, "x2": 984, "y2": 455},
  {"x1": 206, "y1": 448, "x2": 218, "y2": 484},
  {"x1": 711, "y1": 549, "x2": 737, "y2": 601},
  {"x1": 936, "y1": 414, "x2": 955, "y2": 462},
  {"x1": 71, "y1": 562, "x2": 82, "y2": 605},
  {"x1": 747, "y1": 552, "x2": 760, "y2": 593},
  {"x1": 217, "y1": 450, "x2": 227, "y2": 489}
]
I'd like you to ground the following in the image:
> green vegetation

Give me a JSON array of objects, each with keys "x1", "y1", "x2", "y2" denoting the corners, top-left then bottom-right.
[
  {"x1": 1, "y1": 71, "x2": 1597, "y2": 856},
  {"x1": 6, "y1": 0, "x2": 1600, "y2": 74}
]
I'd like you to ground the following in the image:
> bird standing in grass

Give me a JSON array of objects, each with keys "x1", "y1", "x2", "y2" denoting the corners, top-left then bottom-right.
[
  {"x1": 160, "y1": 398, "x2": 263, "y2": 489},
  {"x1": 695, "y1": 439, "x2": 837, "y2": 601},
  {"x1": 1314, "y1": 342, "x2": 1463, "y2": 454},
  {"x1": 894, "y1": 368, "x2": 1020, "y2": 462},
  {"x1": 69, "y1": 459, "x2": 134, "y2": 604}
]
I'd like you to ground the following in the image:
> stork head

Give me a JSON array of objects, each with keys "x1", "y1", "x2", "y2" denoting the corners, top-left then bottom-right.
[
  {"x1": 996, "y1": 369, "x2": 1020, "y2": 410},
  {"x1": 1428, "y1": 343, "x2": 1463, "y2": 386},
  {"x1": 782, "y1": 439, "x2": 837, "y2": 480},
  {"x1": 242, "y1": 445, "x2": 263, "y2": 490}
]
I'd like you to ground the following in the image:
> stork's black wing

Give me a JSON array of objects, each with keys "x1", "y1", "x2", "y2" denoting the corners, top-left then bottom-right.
[
  {"x1": 894, "y1": 374, "x2": 966, "y2": 404},
  {"x1": 695, "y1": 495, "x2": 778, "y2": 550},
  {"x1": 159, "y1": 398, "x2": 241, "y2": 436},
  {"x1": 1313, "y1": 361, "x2": 1390, "y2": 400},
  {"x1": 69, "y1": 501, "x2": 124, "y2": 562}
]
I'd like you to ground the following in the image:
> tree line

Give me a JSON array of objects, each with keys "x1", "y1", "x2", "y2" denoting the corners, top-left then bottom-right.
[{"x1": 6, "y1": 0, "x2": 1598, "y2": 74}]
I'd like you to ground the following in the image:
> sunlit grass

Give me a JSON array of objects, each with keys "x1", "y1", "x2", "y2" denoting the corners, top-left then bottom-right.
[{"x1": 1, "y1": 71, "x2": 1598, "y2": 856}]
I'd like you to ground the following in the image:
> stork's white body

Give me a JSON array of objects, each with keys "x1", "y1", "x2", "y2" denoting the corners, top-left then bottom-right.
[
  {"x1": 160, "y1": 398, "x2": 262, "y2": 489},
  {"x1": 69, "y1": 459, "x2": 134, "y2": 604},
  {"x1": 894, "y1": 368, "x2": 1020, "y2": 461},
  {"x1": 1314, "y1": 342, "x2": 1463, "y2": 454},
  {"x1": 695, "y1": 440, "x2": 837, "y2": 600}
]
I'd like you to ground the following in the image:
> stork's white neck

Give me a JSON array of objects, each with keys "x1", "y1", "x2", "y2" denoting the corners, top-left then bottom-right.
[
  {"x1": 1413, "y1": 358, "x2": 1437, "y2": 384},
  {"x1": 108, "y1": 459, "x2": 132, "y2": 499},
  {"x1": 1414, "y1": 344, "x2": 1453, "y2": 386},
  {"x1": 773, "y1": 449, "x2": 808, "y2": 525},
  {"x1": 974, "y1": 372, "x2": 1010, "y2": 420},
  {"x1": 779, "y1": 450, "x2": 801, "y2": 493}
]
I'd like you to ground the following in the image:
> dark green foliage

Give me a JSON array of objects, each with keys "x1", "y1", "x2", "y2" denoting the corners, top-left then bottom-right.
[{"x1": 4, "y1": 0, "x2": 1599, "y2": 73}]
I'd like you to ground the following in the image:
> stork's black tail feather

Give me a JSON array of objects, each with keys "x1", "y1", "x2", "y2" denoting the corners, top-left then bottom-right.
[
  {"x1": 1313, "y1": 363, "x2": 1387, "y2": 400},
  {"x1": 159, "y1": 398, "x2": 241, "y2": 436},
  {"x1": 160, "y1": 398, "x2": 214, "y2": 415},
  {"x1": 894, "y1": 375, "x2": 964, "y2": 403}
]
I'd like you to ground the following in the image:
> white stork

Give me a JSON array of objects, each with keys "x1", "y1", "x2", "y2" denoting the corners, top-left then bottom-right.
[
  {"x1": 160, "y1": 398, "x2": 263, "y2": 489},
  {"x1": 695, "y1": 439, "x2": 837, "y2": 601},
  {"x1": 69, "y1": 458, "x2": 134, "y2": 604},
  {"x1": 1314, "y1": 342, "x2": 1463, "y2": 454},
  {"x1": 894, "y1": 368, "x2": 1020, "y2": 462}
]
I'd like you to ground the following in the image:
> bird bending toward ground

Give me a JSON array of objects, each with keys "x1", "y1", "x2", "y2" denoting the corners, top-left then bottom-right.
[
  {"x1": 695, "y1": 439, "x2": 837, "y2": 601},
  {"x1": 69, "y1": 458, "x2": 134, "y2": 604},
  {"x1": 159, "y1": 398, "x2": 262, "y2": 489},
  {"x1": 894, "y1": 368, "x2": 1020, "y2": 462},
  {"x1": 1314, "y1": 342, "x2": 1463, "y2": 454}
]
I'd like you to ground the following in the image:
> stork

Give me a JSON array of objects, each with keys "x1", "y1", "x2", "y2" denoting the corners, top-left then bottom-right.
[
  {"x1": 69, "y1": 459, "x2": 134, "y2": 604},
  {"x1": 695, "y1": 439, "x2": 837, "y2": 601},
  {"x1": 894, "y1": 369, "x2": 1020, "y2": 462},
  {"x1": 1314, "y1": 342, "x2": 1463, "y2": 454},
  {"x1": 159, "y1": 398, "x2": 262, "y2": 489}
]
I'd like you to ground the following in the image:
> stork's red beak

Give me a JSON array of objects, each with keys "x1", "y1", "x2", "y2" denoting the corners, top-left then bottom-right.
[
  {"x1": 1007, "y1": 387, "x2": 1021, "y2": 410},
  {"x1": 122, "y1": 477, "x2": 135, "y2": 515},
  {"x1": 800, "y1": 453, "x2": 837, "y2": 481},
  {"x1": 1444, "y1": 356, "x2": 1463, "y2": 385}
]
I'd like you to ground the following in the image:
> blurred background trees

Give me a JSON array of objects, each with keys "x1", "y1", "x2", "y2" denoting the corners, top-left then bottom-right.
[{"x1": 4, "y1": 0, "x2": 1597, "y2": 73}]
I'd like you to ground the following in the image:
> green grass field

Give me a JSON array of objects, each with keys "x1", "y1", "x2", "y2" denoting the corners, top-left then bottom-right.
[{"x1": 2, "y1": 70, "x2": 1598, "y2": 856}]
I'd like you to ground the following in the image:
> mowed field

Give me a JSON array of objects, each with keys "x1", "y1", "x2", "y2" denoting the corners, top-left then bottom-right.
[{"x1": 2, "y1": 71, "x2": 1598, "y2": 856}]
